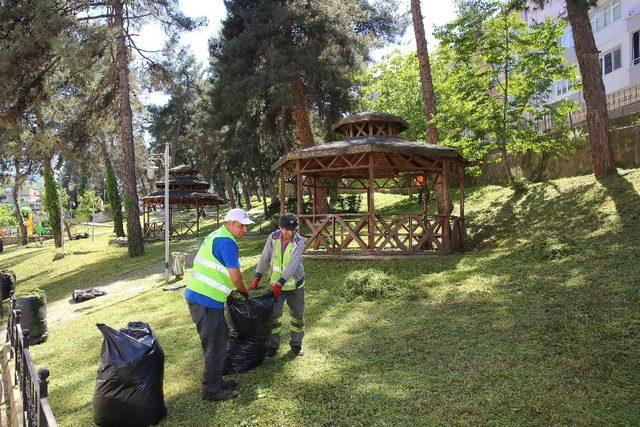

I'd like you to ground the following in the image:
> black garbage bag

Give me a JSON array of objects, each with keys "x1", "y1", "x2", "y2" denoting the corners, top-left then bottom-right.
[
  {"x1": 94, "y1": 322, "x2": 166, "y2": 427},
  {"x1": 223, "y1": 292, "x2": 276, "y2": 374},
  {"x1": 15, "y1": 291, "x2": 47, "y2": 345},
  {"x1": 0, "y1": 270, "x2": 16, "y2": 318},
  {"x1": 0, "y1": 270, "x2": 16, "y2": 301},
  {"x1": 72, "y1": 232, "x2": 90, "y2": 240},
  {"x1": 72, "y1": 288, "x2": 106, "y2": 303}
]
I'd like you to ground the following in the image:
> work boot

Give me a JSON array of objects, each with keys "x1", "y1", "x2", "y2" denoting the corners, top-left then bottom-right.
[
  {"x1": 265, "y1": 347, "x2": 278, "y2": 358},
  {"x1": 202, "y1": 388, "x2": 239, "y2": 401},
  {"x1": 221, "y1": 379, "x2": 238, "y2": 390},
  {"x1": 290, "y1": 345, "x2": 304, "y2": 356}
]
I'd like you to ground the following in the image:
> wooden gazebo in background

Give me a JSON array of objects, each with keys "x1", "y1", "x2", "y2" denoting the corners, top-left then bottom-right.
[
  {"x1": 141, "y1": 165, "x2": 225, "y2": 238},
  {"x1": 272, "y1": 112, "x2": 466, "y2": 258}
]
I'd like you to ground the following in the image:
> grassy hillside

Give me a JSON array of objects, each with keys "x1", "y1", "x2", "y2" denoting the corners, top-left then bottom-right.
[{"x1": 1, "y1": 169, "x2": 639, "y2": 426}]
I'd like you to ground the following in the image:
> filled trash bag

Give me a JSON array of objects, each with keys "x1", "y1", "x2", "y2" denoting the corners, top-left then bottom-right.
[
  {"x1": 15, "y1": 291, "x2": 47, "y2": 345},
  {"x1": 72, "y1": 232, "x2": 90, "y2": 240},
  {"x1": 224, "y1": 292, "x2": 275, "y2": 374},
  {"x1": 72, "y1": 288, "x2": 106, "y2": 303},
  {"x1": 0, "y1": 270, "x2": 16, "y2": 301},
  {"x1": 0, "y1": 270, "x2": 16, "y2": 318},
  {"x1": 93, "y1": 322, "x2": 166, "y2": 427}
]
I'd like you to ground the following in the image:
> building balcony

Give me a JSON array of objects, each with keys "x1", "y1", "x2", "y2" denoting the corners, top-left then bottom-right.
[
  {"x1": 627, "y1": 8, "x2": 640, "y2": 30},
  {"x1": 538, "y1": 84, "x2": 640, "y2": 133}
]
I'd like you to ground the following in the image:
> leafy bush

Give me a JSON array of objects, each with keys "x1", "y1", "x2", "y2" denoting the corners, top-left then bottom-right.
[
  {"x1": 341, "y1": 268, "x2": 416, "y2": 301},
  {"x1": 0, "y1": 204, "x2": 16, "y2": 227},
  {"x1": 332, "y1": 194, "x2": 362, "y2": 213},
  {"x1": 76, "y1": 189, "x2": 99, "y2": 221}
]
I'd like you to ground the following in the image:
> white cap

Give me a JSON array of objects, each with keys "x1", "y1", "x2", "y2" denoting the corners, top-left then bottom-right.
[{"x1": 224, "y1": 208, "x2": 255, "y2": 225}]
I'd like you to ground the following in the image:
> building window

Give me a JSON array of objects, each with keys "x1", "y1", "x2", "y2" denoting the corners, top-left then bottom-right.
[
  {"x1": 633, "y1": 31, "x2": 640, "y2": 66},
  {"x1": 600, "y1": 48, "x2": 622, "y2": 75},
  {"x1": 590, "y1": 0, "x2": 621, "y2": 32},
  {"x1": 550, "y1": 79, "x2": 570, "y2": 98},
  {"x1": 559, "y1": 25, "x2": 573, "y2": 48}
]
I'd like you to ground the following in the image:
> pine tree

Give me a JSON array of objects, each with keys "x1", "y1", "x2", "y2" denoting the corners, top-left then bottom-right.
[
  {"x1": 43, "y1": 157, "x2": 62, "y2": 247},
  {"x1": 210, "y1": 0, "x2": 406, "y2": 213}
]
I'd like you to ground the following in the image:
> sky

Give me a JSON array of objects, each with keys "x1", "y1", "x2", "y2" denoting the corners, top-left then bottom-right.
[{"x1": 139, "y1": 0, "x2": 457, "y2": 105}]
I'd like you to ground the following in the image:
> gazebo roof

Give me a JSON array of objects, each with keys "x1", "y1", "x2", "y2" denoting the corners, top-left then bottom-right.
[
  {"x1": 155, "y1": 177, "x2": 210, "y2": 190},
  {"x1": 332, "y1": 111, "x2": 409, "y2": 134},
  {"x1": 271, "y1": 135, "x2": 464, "y2": 172},
  {"x1": 142, "y1": 190, "x2": 225, "y2": 206}
]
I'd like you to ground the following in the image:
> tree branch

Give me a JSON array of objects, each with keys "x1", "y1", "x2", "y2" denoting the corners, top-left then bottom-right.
[{"x1": 77, "y1": 14, "x2": 115, "y2": 21}]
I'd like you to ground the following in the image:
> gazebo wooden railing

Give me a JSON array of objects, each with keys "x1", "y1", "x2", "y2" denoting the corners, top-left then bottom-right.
[
  {"x1": 299, "y1": 213, "x2": 464, "y2": 258},
  {"x1": 143, "y1": 220, "x2": 201, "y2": 239}
]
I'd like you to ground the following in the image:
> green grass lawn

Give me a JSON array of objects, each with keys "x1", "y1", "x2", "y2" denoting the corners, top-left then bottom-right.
[{"x1": 1, "y1": 169, "x2": 639, "y2": 425}]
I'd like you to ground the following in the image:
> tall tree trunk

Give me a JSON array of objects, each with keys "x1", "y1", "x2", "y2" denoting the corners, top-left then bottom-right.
[
  {"x1": 566, "y1": 0, "x2": 616, "y2": 177},
  {"x1": 12, "y1": 161, "x2": 27, "y2": 245},
  {"x1": 239, "y1": 174, "x2": 252, "y2": 210},
  {"x1": 172, "y1": 108, "x2": 184, "y2": 167},
  {"x1": 290, "y1": 74, "x2": 329, "y2": 213},
  {"x1": 98, "y1": 137, "x2": 126, "y2": 237},
  {"x1": 501, "y1": 14, "x2": 516, "y2": 188},
  {"x1": 267, "y1": 174, "x2": 277, "y2": 205},
  {"x1": 411, "y1": 0, "x2": 438, "y2": 145},
  {"x1": 411, "y1": 0, "x2": 452, "y2": 214},
  {"x1": 280, "y1": 106, "x2": 291, "y2": 154},
  {"x1": 113, "y1": 0, "x2": 144, "y2": 256},
  {"x1": 257, "y1": 171, "x2": 268, "y2": 216},
  {"x1": 499, "y1": 147, "x2": 516, "y2": 186},
  {"x1": 43, "y1": 157, "x2": 62, "y2": 247},
  {"x1": 220, "y1": 161, "x2": 236, "y2": 209}
]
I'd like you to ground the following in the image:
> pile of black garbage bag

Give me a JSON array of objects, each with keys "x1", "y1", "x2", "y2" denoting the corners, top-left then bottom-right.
[
  {"x1": 72, "y1": 288, "x2": 106, "y2": 303},
  {"x1": 224, "y1": 291, "x2": 276, "y2": 375},
  {"x1": 94, "y1": 322, "x2": 166, "y2": 427}
]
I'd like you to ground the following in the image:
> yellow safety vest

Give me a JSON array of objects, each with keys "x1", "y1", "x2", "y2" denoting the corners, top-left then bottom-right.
[{"x1": 186, "y1": 226, "x2": 236, "y2": 303}]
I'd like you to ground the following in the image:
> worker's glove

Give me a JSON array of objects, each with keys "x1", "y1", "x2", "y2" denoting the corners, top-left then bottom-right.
[
  {"x1": 249, "y1": 276, "x2": 260, "y2": 290},
  {"x1": 272, "y1": 283, "x2": 283, "y2": 299}
]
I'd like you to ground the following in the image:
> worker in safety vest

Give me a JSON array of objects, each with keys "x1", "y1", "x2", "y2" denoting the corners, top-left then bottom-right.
[
  {"x1": 250, "y1": 212, "x2": 305, "y2": 357},
  {"x1": 185, "y1": 208, "x2": 253, "y2": 401}
]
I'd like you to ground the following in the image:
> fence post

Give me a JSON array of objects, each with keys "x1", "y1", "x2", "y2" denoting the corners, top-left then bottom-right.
[
  {"x1": 38, "y1": 368, "x2": 50, "y2": 426},
  {"x1": 21, "y1": 328, "x2": 30, "y2": 424},
  {"x1": 38, "y1": 368, "x2": 49, "y2": 398}
]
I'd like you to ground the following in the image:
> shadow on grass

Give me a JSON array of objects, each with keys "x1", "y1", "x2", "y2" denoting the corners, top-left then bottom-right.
[
  {"x1": 598, "y1": 170, "x2": 640, "y2": 238},
  {"x1": 0, "y1": 246, "x2": 50, "y2": 269}
]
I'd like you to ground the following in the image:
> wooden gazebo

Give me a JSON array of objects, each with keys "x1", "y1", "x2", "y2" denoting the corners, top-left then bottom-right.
[
  {"x1": 272, "y1": 112, "x2": 466, "y2": 258},
  {"x1": 142, "y1": 165, "x2": 225, "y2": 238}
]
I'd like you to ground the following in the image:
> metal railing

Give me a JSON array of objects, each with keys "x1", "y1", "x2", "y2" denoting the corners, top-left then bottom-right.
[
  {"x1": 6, "y1": 295, "x2": 57, "y2": 427},
  {"x1": 539, "y1": 84, "x2": 640, "y2": 132}
]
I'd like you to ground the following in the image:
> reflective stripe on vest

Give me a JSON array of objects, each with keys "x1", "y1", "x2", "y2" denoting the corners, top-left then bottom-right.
[
  {"x1": 270, "y1": 237, "x2": 300, "y2": 291},
  {"x1": 187, "y1": 226, "x2": 236, "y2": 303}
]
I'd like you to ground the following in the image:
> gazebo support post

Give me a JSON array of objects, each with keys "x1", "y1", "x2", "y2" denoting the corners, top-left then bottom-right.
[
  {"x1": 459, "y1": 162, "x2": 465, "y2": 250},
  {"x1": 196, "y1": 201, "x2": 200, "y2": 236},
  {"x1": 441, "y1": 160, "x2": 452, "y2": 254},
  {"x1": 216, "y1": 205, "x2": 220, "y2": 228},
  {"x1": 367, "y1": 152, "x2": 375, "y2": 252},
  {"x1": 311, "y1": 176, "x2": 319, "y2": 250},
  {"x1": 296, "y1": 160, "x2": 302, "y2": 218},
  {"x1": 279, "y1": 169, "x2": 286, "y2": 215}
]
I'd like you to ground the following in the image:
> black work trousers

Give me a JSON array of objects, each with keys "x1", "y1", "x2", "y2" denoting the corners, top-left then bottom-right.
[{"x1": 188, "y1": 301, "x2": 229, "y2": 394}]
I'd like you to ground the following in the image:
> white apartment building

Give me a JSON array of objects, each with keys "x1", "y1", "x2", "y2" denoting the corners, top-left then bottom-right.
[{"x1": 524, "y1": 0, "x2": 640, "y2": 118}]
